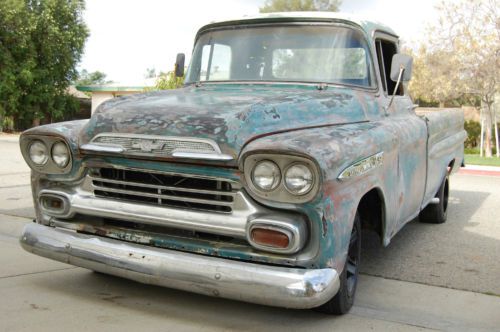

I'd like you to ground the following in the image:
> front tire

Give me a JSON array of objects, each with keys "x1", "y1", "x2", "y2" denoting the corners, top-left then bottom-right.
[
  {"x1": 420, "y1": 175, "x2": 449, "y2": 224},
  {"x1": 315, "y1": 212, "x2": 361, "y2": 315}
]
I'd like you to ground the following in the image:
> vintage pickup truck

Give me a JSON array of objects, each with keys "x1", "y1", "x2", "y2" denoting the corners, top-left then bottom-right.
[{"x1": 19, "y1": 13, "x2": 466, "y2": 314}]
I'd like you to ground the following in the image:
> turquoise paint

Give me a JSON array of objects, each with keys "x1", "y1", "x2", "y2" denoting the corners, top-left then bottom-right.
[{"x1": 19, "y1": 14, "x2": 465, "y2": 277}]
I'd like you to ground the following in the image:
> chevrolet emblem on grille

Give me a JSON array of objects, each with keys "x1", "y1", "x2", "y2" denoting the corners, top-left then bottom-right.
[{"x1": 131, "y1": 139, "x2": 166, "y2": 152}]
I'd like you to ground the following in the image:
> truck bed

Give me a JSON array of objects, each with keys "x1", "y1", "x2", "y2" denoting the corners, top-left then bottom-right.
[{"x1": 416, "y1": 108, "x2": 467, "y2": 207}]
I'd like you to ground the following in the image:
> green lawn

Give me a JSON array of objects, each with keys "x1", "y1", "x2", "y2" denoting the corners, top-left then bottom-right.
[{"x1": 465, "y1": 154, "x2": 500, "y2": 167}]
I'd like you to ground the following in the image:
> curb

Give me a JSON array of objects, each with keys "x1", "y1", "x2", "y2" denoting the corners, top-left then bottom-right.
[{"x1": 459, "y1": 165, "x2": 500, "y2": 177}]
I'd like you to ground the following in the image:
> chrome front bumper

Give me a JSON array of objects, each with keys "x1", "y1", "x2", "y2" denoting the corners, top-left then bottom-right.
[{"x1": 20, "y1": 223, "x2": 339, "y2": 309}]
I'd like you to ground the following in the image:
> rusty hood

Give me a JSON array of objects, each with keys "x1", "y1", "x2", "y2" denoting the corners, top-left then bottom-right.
[{"x1": 80, "y1": 84, "x2": 375, "y2": 161}]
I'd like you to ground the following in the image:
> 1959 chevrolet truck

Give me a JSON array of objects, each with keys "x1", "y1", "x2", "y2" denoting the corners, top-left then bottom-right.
[{"x1": 19, "y1": 13, "x2": 466, "y2": 314}]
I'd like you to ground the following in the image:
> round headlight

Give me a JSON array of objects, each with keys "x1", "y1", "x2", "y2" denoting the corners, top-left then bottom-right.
[
  {"x1": 51, "y1": 142, "x2": 70, "y2": 168},
  {"x1": 284, "y1": 164, "x2": 314, "y2": 195},
  {"x1": 252, "y1": 160, "x2": 281, "y2": 191},
  {"x1": 28, "y1": 140, "x2": 49, "y2": 165}
]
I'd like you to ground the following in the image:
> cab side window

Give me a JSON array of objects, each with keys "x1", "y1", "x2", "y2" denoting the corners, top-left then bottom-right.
[{"x1": 375, "y1": 39, "x2": 404, "y2": 96}]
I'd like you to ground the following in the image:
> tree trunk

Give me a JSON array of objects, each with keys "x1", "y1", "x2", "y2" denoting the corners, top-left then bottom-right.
[
  {"x1": 31, "y1": 104, "x2": 41, "y2": 128},
  {"x1": 493, "y1": 104, "x2": 500, "y2": 158},
  {"x1": 439, "y1": 101, "x2": 445, "y2": 108},
  {"x1": 483, "y1": 102, "x2": 493, "y2": 158}
]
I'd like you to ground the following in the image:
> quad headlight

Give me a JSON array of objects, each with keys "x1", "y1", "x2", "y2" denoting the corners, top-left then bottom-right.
[
  {"x1": 252, "y1": 160, "x2": 281, "y2": 191},
  {"x1": 245, "y1": 154, "x2": 319, "y2": 203},
  {"x1": 284, "y1": 163, "x2": 314, "y2": 195},
  {"x1": 51, "y1": 142, "x2": 70, "y2": 168},
  {"x1": 21, "y1": 136, "x2": 72, "y2": 174},
  {"x1": 28, "y1": 140, "x2": 49, "y2": 165}
]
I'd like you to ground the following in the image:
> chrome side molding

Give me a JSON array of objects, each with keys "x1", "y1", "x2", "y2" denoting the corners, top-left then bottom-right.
[{"x1": 338, "y1": 152, "x2": 384, "y2": 180}]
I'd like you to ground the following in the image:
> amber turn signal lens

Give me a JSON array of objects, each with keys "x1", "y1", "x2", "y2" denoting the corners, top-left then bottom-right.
[{"x1": 251, "y1": 228, "x2": 290, "y2": 249}]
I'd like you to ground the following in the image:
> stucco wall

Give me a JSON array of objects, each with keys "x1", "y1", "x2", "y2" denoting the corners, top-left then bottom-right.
[{"x1": 91, "y1": 91, "x2": 140, "y2": 114}]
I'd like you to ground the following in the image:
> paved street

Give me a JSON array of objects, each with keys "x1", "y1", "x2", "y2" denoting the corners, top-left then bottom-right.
[{"x1": 1, "y1": 135, "x2": 499, "y2": 331}]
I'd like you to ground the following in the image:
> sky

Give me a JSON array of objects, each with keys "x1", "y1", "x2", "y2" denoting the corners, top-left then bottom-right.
[{"x1": 78, "y1": 0, "x2": 442, "y2": 85}]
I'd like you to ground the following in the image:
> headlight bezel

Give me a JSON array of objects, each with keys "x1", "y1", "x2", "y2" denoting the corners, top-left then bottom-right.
[
  {"x1": 244, "y1": 153, "x2": 320, "y2": 204},
  {"x1": 20, "y1": 135, "x2": 73, "y2": 174}
]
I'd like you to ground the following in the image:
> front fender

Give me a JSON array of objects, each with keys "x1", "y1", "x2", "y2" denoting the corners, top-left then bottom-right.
[
  {"x1": 20, "y1": 120, "x2": 89, "y2": 180},
  {"x1": 240, "y1": 121, "x2": 396, "y2": 272}
]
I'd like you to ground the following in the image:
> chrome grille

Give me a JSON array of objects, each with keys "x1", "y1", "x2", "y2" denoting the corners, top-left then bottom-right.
[
  {"x1": 89, "y1": 168, "x2": 234, "y2": 213},
  {"x1": 92, "y1": 135, "x2": 216, "y2": 156}
]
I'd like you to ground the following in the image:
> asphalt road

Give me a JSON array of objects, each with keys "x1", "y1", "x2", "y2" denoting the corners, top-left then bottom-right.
[{"x1": 1, "y1": 135, "x2": 499, "y2": 331}]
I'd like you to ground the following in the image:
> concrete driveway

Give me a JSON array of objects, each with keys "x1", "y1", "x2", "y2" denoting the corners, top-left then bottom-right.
[{"x1": 1, "y1": 135, "x2": 499, "y2": 331}]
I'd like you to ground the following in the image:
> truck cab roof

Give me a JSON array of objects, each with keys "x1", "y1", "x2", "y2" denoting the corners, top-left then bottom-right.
[{"x1": 198, "y1": 12, "x2": 398, "y2": 40}]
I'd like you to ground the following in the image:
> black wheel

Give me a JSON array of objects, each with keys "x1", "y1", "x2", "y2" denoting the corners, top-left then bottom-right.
[
  {"x1": 420, "y1": 175, "x2": 449, "y2": 224},
  {"x1": 315, "y1": 212, "x2": 361, "y2": 315}
]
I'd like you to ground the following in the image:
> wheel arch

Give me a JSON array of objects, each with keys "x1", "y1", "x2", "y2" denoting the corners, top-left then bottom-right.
[{"x1": 357, "y1": 187, "x2": 387, "y2": 245}]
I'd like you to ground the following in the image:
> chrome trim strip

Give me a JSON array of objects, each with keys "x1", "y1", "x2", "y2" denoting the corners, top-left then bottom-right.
[
  {"x1": 20, "y1": 223, "x2": 339, "y2": 309},
  {"x1": 337, "y1": 152, "x2": 384, "y2": 180},
  {"x1": 80, "y1": 143, "x2": 125, "y2": 153},
  {"x1": 171, "y1": 150, "x2": 234, "y2": 161}
]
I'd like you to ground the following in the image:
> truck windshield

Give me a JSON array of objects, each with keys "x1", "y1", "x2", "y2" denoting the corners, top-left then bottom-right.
[{"x1": 185, "y1": 25, "x2": 375, "y2": 88}]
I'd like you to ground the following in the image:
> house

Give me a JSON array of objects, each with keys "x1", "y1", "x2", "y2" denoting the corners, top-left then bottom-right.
[{"x1": 76, "y1": 80, "x2": 155, "y2": 114}]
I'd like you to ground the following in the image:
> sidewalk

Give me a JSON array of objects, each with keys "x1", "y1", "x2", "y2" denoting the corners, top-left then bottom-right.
[{"x1": 0, "y1": 133, "x2": 20, "y2": 143}]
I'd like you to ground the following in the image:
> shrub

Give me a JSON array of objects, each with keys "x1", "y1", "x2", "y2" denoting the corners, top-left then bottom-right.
[
  {"x1": 464, "y1": 147, "x2": 479, "y2": 154},
  {"x1": 1, "y1": 116, "x2": 15, "y2": 133},
  {"x1": 464, "y1": 120, "x2": 481, "y2": 148}
]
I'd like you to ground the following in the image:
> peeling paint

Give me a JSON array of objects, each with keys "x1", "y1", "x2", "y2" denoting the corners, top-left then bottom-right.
[{"x1": 20, "y1": 17, "x2": 465, "y2": 277}]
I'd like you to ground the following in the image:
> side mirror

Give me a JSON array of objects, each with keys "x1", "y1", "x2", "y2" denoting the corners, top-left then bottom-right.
[
  {"x1": 175, "y1": 53, "x2": 185, "y2": 78},
  {"x1": 390, "y1": 54, "x2": 413, "y2": 82}
]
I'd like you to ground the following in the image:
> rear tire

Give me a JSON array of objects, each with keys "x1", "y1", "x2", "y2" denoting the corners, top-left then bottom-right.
[
  {"x1": 315, "y1": 212, "x2": 361, "y2": 315},
  {"x1": 420, "y1": 175, "x2": 449, "y2": 224}
]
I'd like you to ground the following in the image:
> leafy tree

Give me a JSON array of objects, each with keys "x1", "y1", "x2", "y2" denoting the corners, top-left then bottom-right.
[
  {"x1": 410, "y1": 0, "x2": 499, "y2": 157},
  {"x1": 0, "y1": 0, "x2": 35, "y2": 131},
  {"x1": 464, "y1": 120, "x2": 481, "y2": 148},
  {"x1": 28, "y1": 0, "x2": 89, "y2": 125},
  {"x1": 408, "y1": 46, "x2": 460, "y2": 107},
  {"x1": 0, "y1": 0, "x2": 88, "y2": 130},
  {"x1": 260, "y1": 0, "x2": 341, "y2": 13},
  {"x1": 153, "y1": 71, "x2": 184, "y2": 90},
  {"x1": 75, "y1": 69, "x2": 111, "y2": 86},
  {"x1": 144, "y1": 68, "x2": 157, "y2": 79}
]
